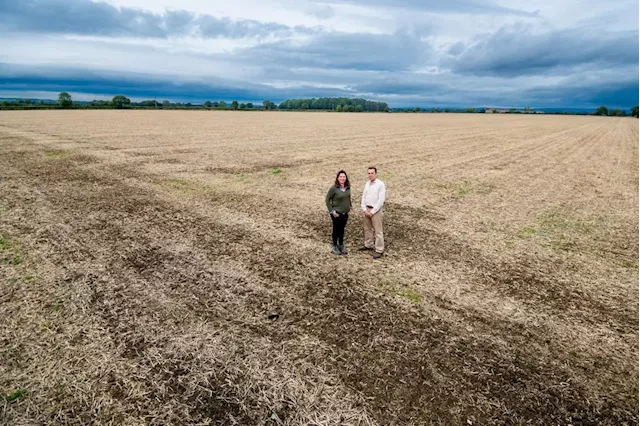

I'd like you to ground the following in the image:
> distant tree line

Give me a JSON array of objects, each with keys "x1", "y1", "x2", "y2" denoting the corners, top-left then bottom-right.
[
  {"x1": 1, "y1": 93, "x2": 637, "y2": 118},
  {"x1": 202, "y1": 100, "x2": 259, "y2": 109},
  {"x1": 278, "y1": 97, "x2": 389, "y2": 112},
  {"x1": 0, "y1": 93, "x2": 279, "y2": 111},
  {"x1": 391, "y1": 105, "x2": 640, "y2": 117},
  {"x1": 391, "y1": 107, "x2": 493, "y2": 113},
  {"x1": 595, "y1": 105, "x2": 639, "y2": 118},
  {"x1": 199, "y1": 99, "x2": 276, "y2": 109},
  {"x1": 0, "y1": 93, "x2": 135, "y2": 110},
  {"x1": 1, "y1": 93, "x2": 389, "y2": 112},
  {"x1": 391, "y1": 107, "x2": 485, "y2": 113},
  {"x1": 0, "y1": 98, "x2": 58, "y2": 108}
]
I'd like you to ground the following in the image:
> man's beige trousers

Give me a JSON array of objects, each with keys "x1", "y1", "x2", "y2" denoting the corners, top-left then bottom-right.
[{"x1": 363, "y1": 211, "x2": 384, "y2": 253}]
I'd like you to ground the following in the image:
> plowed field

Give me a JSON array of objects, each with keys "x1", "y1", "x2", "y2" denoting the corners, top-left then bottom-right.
[{"x1": 1, "y1": 111, "x2": 638, "y2": 425}]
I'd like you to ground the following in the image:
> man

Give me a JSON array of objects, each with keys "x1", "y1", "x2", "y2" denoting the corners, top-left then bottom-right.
[{"x1": 360, "y1": 167, "x2": 386, "y2": 259}]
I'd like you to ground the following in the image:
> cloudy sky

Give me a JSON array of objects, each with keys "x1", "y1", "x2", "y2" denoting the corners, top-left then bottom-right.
[{"x1": 0, "y1": 0, "x2": 637, "y2": 108}]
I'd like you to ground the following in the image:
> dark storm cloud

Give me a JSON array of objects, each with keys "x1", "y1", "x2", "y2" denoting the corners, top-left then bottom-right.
[
  {"x1": 0, "y1": 63, "x2": 358, "y2": 102},
  {"x1": 233, "y1": 30, "x2": 432, "y2": 72},
  {"x1": 0, "y1": 0, "x2": 306, "y2": 38},
  {"x1": 351, "y1": 78, "x2": 446, "y2": 96},
  {"x1": 445, "y1": 24, "x2": 639, "y2": 77}
]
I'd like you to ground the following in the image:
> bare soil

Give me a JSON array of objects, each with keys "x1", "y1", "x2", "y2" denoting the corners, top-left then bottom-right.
[{"x1": 0, "y1": 111, "x2": 637, "y2": 425}]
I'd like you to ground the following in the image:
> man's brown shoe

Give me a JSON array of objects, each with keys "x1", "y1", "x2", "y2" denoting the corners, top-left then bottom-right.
[
  {"x1": 372, "y1": 252, "x2": 384, "y2": 259},
  {"x1": 358, "y1": 247, "x2": 374, "y2": 251}
]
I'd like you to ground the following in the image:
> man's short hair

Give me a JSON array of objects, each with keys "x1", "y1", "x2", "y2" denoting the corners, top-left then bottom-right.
[{"x1": 368, "y1": 167, "x2": 377, "y2": 173}]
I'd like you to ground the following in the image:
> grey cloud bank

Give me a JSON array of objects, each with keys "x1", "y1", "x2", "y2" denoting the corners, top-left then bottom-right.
[
  {"x1": 0, "y1": 0, "x2": 308, "y2": 39},
  {"x1": 234, "y1": 30, "x2": 432, "y2": 72},
  {"x1": 447, "y1": 25, "x2": 639, "y2": 77}
]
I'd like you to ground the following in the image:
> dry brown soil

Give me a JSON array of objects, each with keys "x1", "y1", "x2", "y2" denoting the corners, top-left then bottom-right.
[{"x1": 0, "y1": 111, "x2": 638, "y2": 425}]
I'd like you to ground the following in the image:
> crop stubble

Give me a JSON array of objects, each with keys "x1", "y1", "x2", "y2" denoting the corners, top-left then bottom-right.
[{"x1": 0, "y1": 111, "x2": 637, "y2": 425}]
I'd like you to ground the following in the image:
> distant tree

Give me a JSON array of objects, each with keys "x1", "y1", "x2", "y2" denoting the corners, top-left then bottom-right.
[
  {"x1": 212, "y1": 101, "x2": 219, "y2": 108},
  {"x1": 275, "y1": 97, "x2": 388, "y2": 112},
  {"x1": 186, "y1": 102, "x2": 192, "y2": 107},
  {"x1": 347, "y1": 105, "x2": 356, "y2": 112},
  {"x1": 632, "y1": 105, "x2": 639, "y2": 118},
  {"x1": 466, "y1": 107, "x2": 475, "y2": 113},
  {"x1": 218, "y1": 101, "x2": 227, "y2": 109},
  {"x1": 444, "y1": 108, "x2": 451, "y2": 113},
  {"x1": 90, "y1": 100, "x2": 109, "y2": 107},
  {"x1": 336, "y1": 105, "x2": 342, "y2": 112},
  {"x1": 301, "y1": 103, "x2": 309, "y2": 110},
  {"x1": 58, "y1": 92, "x2": 72, "y2": 108},
  {"x1": 384, "y1": 106, "x2": 390, "y2": 112},
  {"x1": 609, "y1": 108, "x2": 626, "y2": 117},
  {"x1": 595, "y1": 106, "x2": 608, "y2": 116},
  {"x1": 240, "y1": 103, "x2": 246, "y2": 109},
  {"x1": 263, "y1": 100, "x2": 271, "y2": 110},
  {"x1": 246, "y1": 102, "x2": 253, "y2": 109},
  {"x1": 204, "y1": 101, "x2": 212, "y2": 108},
  {"x1": 137, "y1": 100, "x2": 156, "y2": 107},
  {"x1": 162, "y1": 100, "x2": 171, "y2": 107},
  {"x1": 524, "y1": 106, "x2": 532, "y2": 112},
  {"x1": 111, "y1": 95, "x2": 131, "y2": 109},
  {"x1": 231, "y1": 100, "x2": 239, "y2": 110},
  {"x1": 356, "y1": 105, "x2": 364, "y2": 112},
  {"x1": 414, "y1": 107, "x2": 421, "y2": 112},
  {"x1": 509, "y1": 108, "x2": 516, "y2": 113},
  {"x1": 269, "y1": 101, "x2": 277, "y2": 110}
]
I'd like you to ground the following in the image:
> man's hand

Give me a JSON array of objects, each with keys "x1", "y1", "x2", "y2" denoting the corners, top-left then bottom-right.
[
  {"x1": 331, "y1": 211, "x2": 339, "y2": 217},
  {"x1": 364, "y1": 209, "x2": 373, "y2": 217}
]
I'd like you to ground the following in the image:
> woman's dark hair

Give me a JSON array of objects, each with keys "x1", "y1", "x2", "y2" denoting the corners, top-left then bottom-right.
[{"x1": 334, "y1": 169, "x2": 350, "y2": 188}]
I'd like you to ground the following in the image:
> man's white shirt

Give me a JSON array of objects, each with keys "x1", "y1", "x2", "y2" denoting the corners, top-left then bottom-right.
[{"x1": 361, "y1": 179, "x2": 386, "y2": 214}]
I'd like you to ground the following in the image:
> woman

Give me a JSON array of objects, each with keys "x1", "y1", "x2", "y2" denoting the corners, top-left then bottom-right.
[{"x1": 325, "y1": 170, "x2": 352, "y2": 255}]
